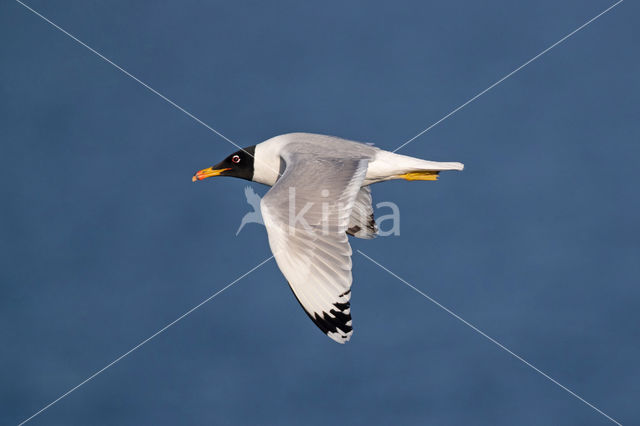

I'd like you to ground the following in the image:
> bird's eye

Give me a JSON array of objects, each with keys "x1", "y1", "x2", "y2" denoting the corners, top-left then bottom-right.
[{"x1": 232, "y1": 155, "x2": 241, "y2": 164}]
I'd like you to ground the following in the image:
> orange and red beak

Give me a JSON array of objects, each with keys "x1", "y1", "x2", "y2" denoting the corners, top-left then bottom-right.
[{"x1": 192, "y1": 167, "x2": 231, "y2": 182}]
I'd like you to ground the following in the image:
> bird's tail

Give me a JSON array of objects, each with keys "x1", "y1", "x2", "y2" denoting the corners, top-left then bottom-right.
[{"x1": 373, "y1": 151, "x2": 463, "y2": 181}]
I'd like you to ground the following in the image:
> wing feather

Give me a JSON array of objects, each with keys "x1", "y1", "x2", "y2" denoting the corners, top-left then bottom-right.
[
  {"x1": 347, "y1": 186, "x2": 378, "y2": 239},
  {"x1": 261, "y1": 151, "x2": 369, "y2": 343}
]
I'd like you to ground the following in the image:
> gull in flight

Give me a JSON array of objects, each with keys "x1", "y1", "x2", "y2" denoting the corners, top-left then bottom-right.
[{"x1": 193, "y1": 133, "x2": 463, "y2": 343}]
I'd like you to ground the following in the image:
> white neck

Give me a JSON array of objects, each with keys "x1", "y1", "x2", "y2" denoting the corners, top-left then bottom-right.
[{"x1": 252, "y1": 139, "x2": 284, "y2": 186}]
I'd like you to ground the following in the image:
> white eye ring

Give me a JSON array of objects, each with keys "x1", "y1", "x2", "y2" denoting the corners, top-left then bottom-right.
[{"x1": 232, "y1": 155, "x2": 241, "y2": 163}]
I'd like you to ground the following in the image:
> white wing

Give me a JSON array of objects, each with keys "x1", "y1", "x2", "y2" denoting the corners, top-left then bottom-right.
[{"x1": 261, "y1": 151, "x2": 369, "y2": 343}]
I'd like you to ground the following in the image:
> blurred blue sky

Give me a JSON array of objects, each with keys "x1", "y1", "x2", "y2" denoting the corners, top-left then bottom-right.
[{"x1": 1, "y1": 1, "x2": 638, "y2": 424}]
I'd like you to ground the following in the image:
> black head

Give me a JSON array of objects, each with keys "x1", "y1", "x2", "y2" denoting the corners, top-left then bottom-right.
[{"x1": 192, "y1": 145, "x2": 256, "y2": 182}]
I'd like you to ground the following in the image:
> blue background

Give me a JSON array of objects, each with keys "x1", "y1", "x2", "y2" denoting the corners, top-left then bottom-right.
[{"x1": 1, "y1": 1, "x2": 638, "y2": 424}]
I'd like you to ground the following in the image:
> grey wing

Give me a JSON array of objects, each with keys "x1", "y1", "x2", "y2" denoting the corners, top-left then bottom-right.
[
  {"x1": 347, "y1": 186, "x2": 378, "y2": 239},
  {"x1": 260, "y1": 152, "x2": 369, "y2": 343}
]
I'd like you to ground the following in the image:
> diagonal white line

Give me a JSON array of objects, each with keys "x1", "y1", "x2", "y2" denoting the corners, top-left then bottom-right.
[
  {"x1": 18, "y1": 255, "x2": 274, "y2": 426},
  {"x1": 15, "y1": 0, "x2": 243, "y2": 153},
  {"x1": 357, "y1": 249, "x2": 622, "y2": 425},
  {"x1": 392, "y1": 0, "x2": 623, "y2": 153}
]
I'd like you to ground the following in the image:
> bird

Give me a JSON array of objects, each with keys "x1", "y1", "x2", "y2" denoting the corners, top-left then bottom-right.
[
  {"x1": 193, "y1": 133, "x2": 463, "y2": 343},
  {"x1": 235, "y1": 186, "x2": 264, "y2": 236}
]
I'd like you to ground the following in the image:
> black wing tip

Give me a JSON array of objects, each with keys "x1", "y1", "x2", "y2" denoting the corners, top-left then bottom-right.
[
  {"x1": 288, "y1": 282, "x2": 353, "y2": 342},
  {"x1": 313, "y1": 306, "x2": 353, "y2": 335}
]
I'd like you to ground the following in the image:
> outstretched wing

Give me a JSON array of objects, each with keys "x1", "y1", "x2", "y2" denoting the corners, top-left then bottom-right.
[{"x1": 261, "y1": 152, "x2": 369, "y2": 343}]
